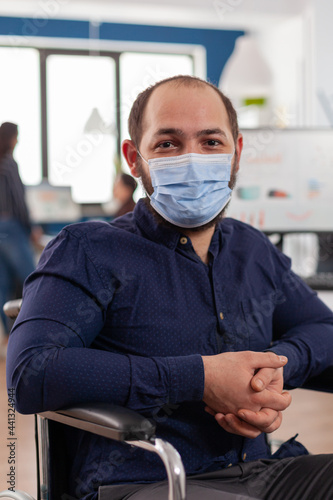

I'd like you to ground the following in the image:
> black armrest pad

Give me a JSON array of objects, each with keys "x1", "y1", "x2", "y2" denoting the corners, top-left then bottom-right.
[
  {"x1": 39, "y1": 402, "x2": 156, "y2": 441},
  {"x1": 302, "y1": 365, "x2": 333, "y2": 393}
]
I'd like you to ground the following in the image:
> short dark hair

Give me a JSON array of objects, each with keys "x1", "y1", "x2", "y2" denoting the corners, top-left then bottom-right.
[
  {"x1": 0, "y1": 122, "x2": 18, "y2": 159},
  {"x1": 128, "y1": 75, "x2": 239, "y2": 148}
]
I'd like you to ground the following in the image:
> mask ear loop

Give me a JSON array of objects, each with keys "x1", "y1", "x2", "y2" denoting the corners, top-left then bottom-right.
[
  {"x1": 136, "y1": 149, "x2": 152, "y2": 200},
  {"x1": 136, "y1": 149, "x2": 149, "y2": 165}
]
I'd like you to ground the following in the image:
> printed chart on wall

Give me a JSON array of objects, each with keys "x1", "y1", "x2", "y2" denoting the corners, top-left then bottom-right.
[{"x1": 229, "y1": 128, "x2": 333, "y2": 231}]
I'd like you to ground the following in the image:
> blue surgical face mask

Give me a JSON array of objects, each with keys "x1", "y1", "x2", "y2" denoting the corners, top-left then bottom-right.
[{"x1": 138, "y1": 152, "x2": 234, "y2": 228}]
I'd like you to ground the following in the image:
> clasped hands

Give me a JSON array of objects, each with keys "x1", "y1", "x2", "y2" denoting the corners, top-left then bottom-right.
[{"x1": 202, "y1": 351, "x2": 292, "y2": 439}]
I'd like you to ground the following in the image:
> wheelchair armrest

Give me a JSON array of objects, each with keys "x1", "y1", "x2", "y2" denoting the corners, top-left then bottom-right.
[
  {"x1": 39, "y1": 402, "x2": 156, "y2": 441},
  {"x1": 302, "y1": 365, "x2": 333, "y2": 393},
  {"x1": 38, "y1": 404, "x2": 186, "y2": 500}
]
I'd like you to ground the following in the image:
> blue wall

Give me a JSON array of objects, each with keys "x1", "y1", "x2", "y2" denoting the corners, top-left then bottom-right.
[{"x1": 0, "y1": 16, "x2": 244, "y2": 84}]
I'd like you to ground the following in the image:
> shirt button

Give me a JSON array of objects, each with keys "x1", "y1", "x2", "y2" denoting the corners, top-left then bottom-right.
[
  {"x1": 220, "y1": 312, "x2": 224, "y2": 320},
  {"x1": 180, "y1": 237, "x2": 188, "y2": 245},
  {"x1": 243, "y1": 453, "x2": 247, "y2": 461}
]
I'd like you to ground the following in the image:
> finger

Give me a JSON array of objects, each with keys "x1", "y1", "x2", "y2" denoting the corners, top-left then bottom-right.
[
  {"x1": 264, "y1": 411, "x2": 283, "y2": 433},
  {"x1": 215, "y1": 413, "x2": 262, "y2": 439},
  {"x1": 249, "y1": 352, "x2": 288, "y2": 370},
  {"x1": 251, "y1": 367, "x2": 282, "y2": 392},
  {"x1": 251, "y1": 367, "x2": 275, "y2": 392},
  {"x1": 238, "y1": 408, "x2": 282, "y2": 433},
  {"x1": 253, "y1": 389, "x2": 292, "y2": 412},
  {"x1": 204, "y1": 406, "x2": 216, "y2": 416}
]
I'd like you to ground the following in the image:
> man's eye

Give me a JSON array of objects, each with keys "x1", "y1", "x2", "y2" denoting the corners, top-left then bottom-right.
[
  {"x1": 158, "y1": 141, "x2": 173, "y2": 148},
  {"x1": 206, "y1": 140, "x2": 220, "y2": 146}
]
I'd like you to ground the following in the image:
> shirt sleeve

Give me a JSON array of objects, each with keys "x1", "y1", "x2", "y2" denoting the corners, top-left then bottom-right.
[
  {"x1": 267, "y1": 243, "x2": 333, "y2": 387},
  {"x1": 6, "y1": 226, "x2": 204, "y2": 415}
]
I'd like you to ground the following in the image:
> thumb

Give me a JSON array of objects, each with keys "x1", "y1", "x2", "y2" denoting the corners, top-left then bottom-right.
[
  {"x1": 251, "y1": 364, "x2": 287, "y2": 392},
  {"x1": 251, "y1": 369, "x2": 271, "y2": 391}
]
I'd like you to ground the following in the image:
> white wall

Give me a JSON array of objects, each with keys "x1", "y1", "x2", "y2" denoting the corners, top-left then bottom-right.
[
  {"x1": 258, "y1": 16, "x2": 306, "y2": 127},
  {"x1": 257, "y1": 0, "x2": 333, "y2": 128},
  {"x1": 312, "y1": 0, "x2": 333, "y2": 126}
]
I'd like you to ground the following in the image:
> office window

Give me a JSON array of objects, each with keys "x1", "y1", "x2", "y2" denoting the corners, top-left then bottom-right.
[
  {"x1": 47, "y1": 54, "x2": 117, "y2": 203},
  {"x1": 0, "y1": 47, "x2": 41, "y2": 185}
]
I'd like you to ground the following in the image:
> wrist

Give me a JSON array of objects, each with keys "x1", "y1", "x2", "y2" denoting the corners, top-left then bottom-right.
[{"x1": 202, "y1": 355, "x2": 218, "y2": 402}]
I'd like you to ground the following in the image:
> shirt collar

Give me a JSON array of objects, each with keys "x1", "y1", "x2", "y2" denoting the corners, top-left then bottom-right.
[
  {"x1": 134, "y1": 199, "x2": 181, "y2": 250},
  {"x1": 134, "y1": 198, "x2": 225, "y2": 255},
  {"x1": 208, "y1": 225, "x2": 223, "y2": 258}
]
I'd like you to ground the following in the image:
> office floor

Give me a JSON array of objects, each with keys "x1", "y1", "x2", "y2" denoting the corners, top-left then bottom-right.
[
  {"x1": 0, "y1": 358, "x2": 37, "y2": 496},
  {"x1": 1, "y1": 357, "x2": 333, "y2": 497}
]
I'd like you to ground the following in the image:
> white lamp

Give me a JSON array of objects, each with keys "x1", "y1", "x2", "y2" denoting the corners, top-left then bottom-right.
[{"x1": 219, "y1": 35, "x2": 273, "y2": 127}]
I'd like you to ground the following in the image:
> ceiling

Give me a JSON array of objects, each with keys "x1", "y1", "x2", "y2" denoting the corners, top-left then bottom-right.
[{"x1": 0, "y1": 0, "x2": 311, "y2": 32}]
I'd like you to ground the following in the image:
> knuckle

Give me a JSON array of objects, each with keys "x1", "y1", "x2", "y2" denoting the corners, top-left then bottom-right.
[
  {"x1": 285, "y1": 391, "x2": 292, "y2": 405},
  {"x1": 260, "y1": 416, "x2": 272, "y2": 427},
  {"x1": 267, "y1": 351, "x2": 278, "y2": 364},
  {"x1": 281, "y1": 394, "x2": 291, "y2": 409},
  {"x1": 266, "y1": 417, "x2": 282, "y2": 433},
  {"x1": 245, "y1": 351, "x2": 255, "y2": 363}
]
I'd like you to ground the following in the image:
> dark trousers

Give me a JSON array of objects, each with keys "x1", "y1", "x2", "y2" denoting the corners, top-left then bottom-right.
[
  {"x1": 0, "y1": 219, "x2": 35, "y2": 333},
  {"x1": 99, "y1": 454, "x2": 333, "y2": 500}
]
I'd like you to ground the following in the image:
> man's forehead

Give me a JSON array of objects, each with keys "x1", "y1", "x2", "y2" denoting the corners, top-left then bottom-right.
[
  {"x1": 148, "y1": 81, "x2": 223, "y2": 107},
  {"x1": 142, "y1": 81, "x2": 228, "y2": 130}
]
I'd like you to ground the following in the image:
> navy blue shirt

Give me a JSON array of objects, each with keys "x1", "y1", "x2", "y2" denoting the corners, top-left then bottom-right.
[{"x1": 7, "y1": 199, "x2": 333, "y2": 499}]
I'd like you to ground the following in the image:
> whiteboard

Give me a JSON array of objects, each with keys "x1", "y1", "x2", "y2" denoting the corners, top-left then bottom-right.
[{"x1": 229, "y1": 128, "x2": 333, "y2": 231}]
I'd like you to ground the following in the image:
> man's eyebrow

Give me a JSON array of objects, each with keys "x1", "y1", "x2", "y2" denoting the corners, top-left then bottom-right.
[
  {"x1": 196, "y1": 128, "x2": 228, "y2": 138},
  {"x1": 152, "y1": 128, "x2": 228, "y2": 139},
  {"x1": 153, "y1": 128, "x2": 184, "y2": 137}
]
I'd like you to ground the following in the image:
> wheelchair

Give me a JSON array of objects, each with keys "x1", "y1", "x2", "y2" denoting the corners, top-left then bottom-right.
[{"x1": 1, "y1": 298, "x2": 333, "y2": 500}]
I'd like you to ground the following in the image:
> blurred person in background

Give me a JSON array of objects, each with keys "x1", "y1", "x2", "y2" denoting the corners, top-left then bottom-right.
[
  {"x1": 0, "y1": 122, "x2": 37, "y2": 346},
  {"x1": 112, "y1": 172, "x2": 137, "y2": 218}
]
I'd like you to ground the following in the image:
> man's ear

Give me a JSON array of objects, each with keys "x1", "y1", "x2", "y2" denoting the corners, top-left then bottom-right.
[
  {"x1": 234, "y1": 133, "x2": 243, "y2": 173},
  {"x1": 122, "y1": 140, "x2": 140, "y2": 177}
]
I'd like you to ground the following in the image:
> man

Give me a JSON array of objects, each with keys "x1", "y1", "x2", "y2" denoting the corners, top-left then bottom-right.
[{"x1": 6, "y1": 76, "x2": 333, "y2": 500}]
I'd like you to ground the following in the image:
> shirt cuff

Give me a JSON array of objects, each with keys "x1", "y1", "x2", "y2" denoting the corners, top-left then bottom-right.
[{"x1": 167, "y1": 354, "x2": 205, "y2": 404}]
